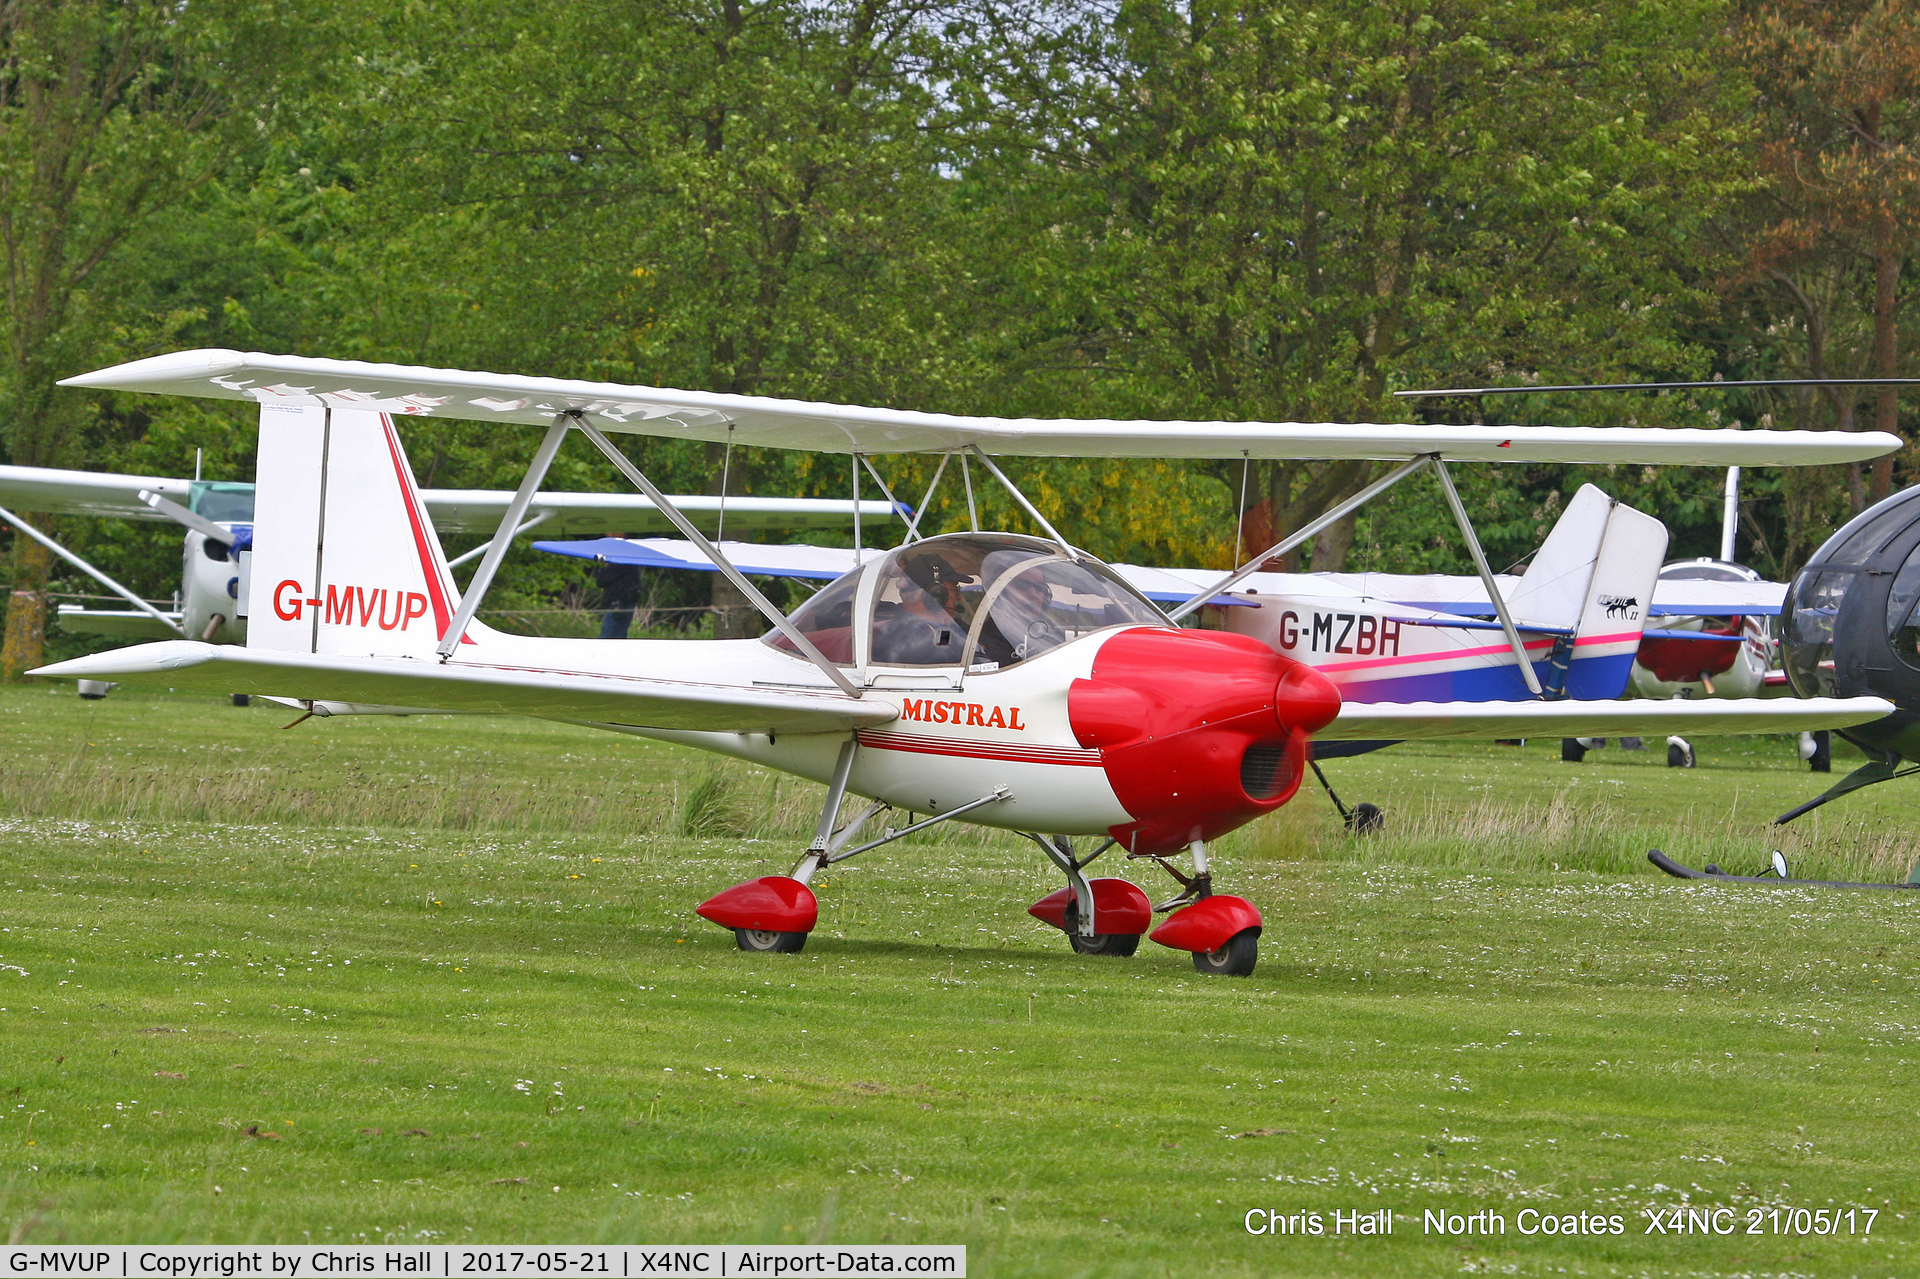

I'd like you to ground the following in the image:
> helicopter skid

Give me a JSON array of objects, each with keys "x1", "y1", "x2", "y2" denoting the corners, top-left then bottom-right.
[{"x1": 1647, "y1": 849, "x2": 1920, "y2": 891}]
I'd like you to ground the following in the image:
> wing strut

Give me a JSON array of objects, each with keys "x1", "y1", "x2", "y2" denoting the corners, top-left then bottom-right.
[
  {"x1": 138, "y1": 489, "x2": 234, "y2": 545},
  {"x1": 574, "y1": 420, "x2": 862, "y2": 697},
  {"x1": 437, "y1": 413, "x2": 573, "y2": 657},
  {"x1": 446, "y1": 510, "x2": 555, "y2": 569},
  {"x1": 1166, "y1": 455, "x2": 1433, "y2": 622},
  {"x1": 901, "y1": 453, "x2": 949, "y2": 543},
  {"x1": 0, "y1": 502, "x2": 185, "y2": 637},
  {"x1": 966, "y1": 445, "x2": 1076, "y2": 554},
  {"x1": 858, "y1": 455, "x2": 914, "y2": 541},
  {"x1": 1432, "y1": 458, "x2": 1544, "y2": 696}
]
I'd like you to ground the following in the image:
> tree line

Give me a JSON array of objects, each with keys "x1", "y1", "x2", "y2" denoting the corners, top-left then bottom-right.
[{"x1": 2, "y1": 0, "x2": 1915, "y2": 675}]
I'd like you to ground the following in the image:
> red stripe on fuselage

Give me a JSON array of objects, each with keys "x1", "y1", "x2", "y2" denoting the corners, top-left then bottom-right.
[
  {"x1": 379, "y1": 414, "x2": 470, "y2": 644},
  {"x1": 1308, "y1": 629, "x2": 1642, "y2": 675},
  {"x1": 856, "y1": 729, "x2": 1103, "y2": 767}
]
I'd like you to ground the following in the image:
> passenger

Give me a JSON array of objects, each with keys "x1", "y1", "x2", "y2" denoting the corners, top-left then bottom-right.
[
  {"x1": 990, "y1": 566, "x2": 1065, "y2": 661},
  {"x1": 870, "y1": 556, "x2": 967, "y2": 665}
]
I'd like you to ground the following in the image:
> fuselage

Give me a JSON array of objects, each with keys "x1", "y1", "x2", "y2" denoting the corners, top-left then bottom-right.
[
  {"x1": 1214, "y1": 574, "x2": 1641, "y2": 703},
  {"x1": 288, "y1": 528, "x2": 1342, "y2": 853}
]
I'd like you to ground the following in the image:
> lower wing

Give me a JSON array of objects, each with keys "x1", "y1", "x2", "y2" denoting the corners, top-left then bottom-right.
[
  {"x1": 31, "y1": 641, "x2": 895, "y2": 735},
  {"x1": 1318, "y1": 696, "x2": 1893, "y2": 740}
]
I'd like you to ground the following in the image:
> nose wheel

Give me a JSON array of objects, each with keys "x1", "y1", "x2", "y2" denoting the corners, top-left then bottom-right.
[
  {"x1": 735, "y1": 928, "x2": 807, "y2": 953},
  {"x1": 1192, "y1": 928, "x2": 1259, "y2": 976},
  {"x1": 1135, "y1": 840, "x2": 1264, "y2": 976}
]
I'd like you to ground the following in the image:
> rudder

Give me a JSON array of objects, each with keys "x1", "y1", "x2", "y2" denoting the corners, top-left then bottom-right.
[{"x1": 248, "y1": 405, "x2": 470, "y2": 657}]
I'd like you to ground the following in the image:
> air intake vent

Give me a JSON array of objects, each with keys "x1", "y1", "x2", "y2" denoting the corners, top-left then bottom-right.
[{"x1": 1240, "y1": 740, "x2": 1291, "y2": 800}]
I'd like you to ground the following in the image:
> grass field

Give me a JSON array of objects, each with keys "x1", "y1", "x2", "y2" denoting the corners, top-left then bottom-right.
[{"x1": 2, "y1": 683, "x2": 1919, "y2": 1277}]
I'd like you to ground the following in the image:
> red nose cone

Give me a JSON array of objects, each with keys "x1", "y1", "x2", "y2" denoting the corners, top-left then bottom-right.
[
  {"x1": 1070, "y1": 628, "x2": 1339, "y2": 855},
  {"x1": 1276, "y1": 660, "x2": 1341, "y2": 734}
]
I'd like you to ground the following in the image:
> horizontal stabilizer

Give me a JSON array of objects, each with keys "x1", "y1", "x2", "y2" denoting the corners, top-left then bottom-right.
[
  {"x1": 1316, "y1": 696, "x2": 1892, "y2": 741},
  {"x1": 30, "y1": 641, "x2": 898, "y2": 735},
  {"x1": 60, "y1": 349, "x2": 1899, "y2": 465}
]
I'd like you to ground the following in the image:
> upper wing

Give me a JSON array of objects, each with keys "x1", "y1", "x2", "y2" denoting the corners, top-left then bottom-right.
[
  {"x1": 0, "y1": 463, "x2": 191, "y2": 520},
  {"x1": 29, "y1": 641, "x2": 897, "y2": 735},
  {"x1": 423, "y1": 491, "x2": 896, "y2": 536},
  {"x1": 60, "y1": 350, "x2": 1899, "y2": 465},
  {"x1": 1317, "y1": 696, "x2": 1891, "y2": 740}
]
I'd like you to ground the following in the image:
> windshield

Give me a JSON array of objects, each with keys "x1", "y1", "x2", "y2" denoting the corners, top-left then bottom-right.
[
  {"x1": 961, "y1": 546, "x2": 1166, "y2": 670},
  {"x1": 189, "y1": 481, "x2": 256, "y2": 523},
  {"x1": 764, "y1": 570, "x2": 860, "y2": 665},
  {"x1": 869, "y1": 534, "x2": 1165, "y2": 669},
  {"x1": 1783, "y1": 569, "x2": 1851, "y2": 697},
  {"x1": 766, "y1": 533, "x2": 1167, "y2": 671}
]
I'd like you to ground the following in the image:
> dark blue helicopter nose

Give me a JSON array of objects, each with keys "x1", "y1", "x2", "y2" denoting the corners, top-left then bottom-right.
[{"x1": 1781, "y1": 482, "x2": 1920, "y2": 759}]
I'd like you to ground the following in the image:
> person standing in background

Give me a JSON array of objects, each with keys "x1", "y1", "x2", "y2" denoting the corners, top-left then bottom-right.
[{"x1": 595, "y1": 542, "x2": 643, "y2": 639}]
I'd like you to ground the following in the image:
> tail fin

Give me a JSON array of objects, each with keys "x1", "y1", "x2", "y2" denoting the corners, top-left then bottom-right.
[
  {"x1": 247, "y1": 405, "x2": 472, "y2": 657},
  {"x1": 1508, "y1": 482, "x2": 1666, "y2": 698}
]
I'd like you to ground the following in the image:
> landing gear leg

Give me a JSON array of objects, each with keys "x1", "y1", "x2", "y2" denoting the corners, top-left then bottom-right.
[
  {"x1": 1800, "y1": 730, "x2": 1832, "y2": 774},
  {"x1": 1309, "y1": 759, "x2": 1383, "y2": 834},
  {"x1": 1025, "y1": 835, "x2": 1147, "y2": 957},
  {"x1": 1136, "y1": 840, "x2": 1261, "y2": 977}
]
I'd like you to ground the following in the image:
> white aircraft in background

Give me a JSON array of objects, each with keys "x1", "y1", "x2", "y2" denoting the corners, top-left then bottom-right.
[
  {"x1": 0, "y1": 461, "x2": 892, "y2": 687},
  {"x1": 31, "y1": 350, "x2": 1896, "y2": 977}
]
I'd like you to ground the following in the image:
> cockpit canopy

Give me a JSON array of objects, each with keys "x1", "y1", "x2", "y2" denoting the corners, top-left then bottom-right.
[
  {"x1": 1783, "y1": 484, "x2": 1920, "y2": 696},
  {"x1": 764, "y1": 533, "x2": 1168, "y2": 671}
]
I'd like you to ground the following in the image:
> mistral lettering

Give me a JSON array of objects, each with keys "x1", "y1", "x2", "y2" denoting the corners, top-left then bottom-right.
[{"x1": 899, "y1": 699, "x2": 1025, "y2": 730}]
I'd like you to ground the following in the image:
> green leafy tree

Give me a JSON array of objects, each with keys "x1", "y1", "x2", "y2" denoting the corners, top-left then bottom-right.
[
  {"x1": 0, "y1": 0, "x2": 293, "y2": 677},
  {"x1": 943, "y1": 0, "x2": 1751, "y2": 570}
]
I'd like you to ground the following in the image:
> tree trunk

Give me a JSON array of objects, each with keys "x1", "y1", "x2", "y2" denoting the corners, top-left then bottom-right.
[
  {"x1": 1309, "y1": 510, "x2": 1359, "y2": 572},
  {"x1": 2, "y1": 519, "x2": 54, "y2": 680},
  {"x1": 711, "y1": 573, "x2": 760, "y2": 640}
]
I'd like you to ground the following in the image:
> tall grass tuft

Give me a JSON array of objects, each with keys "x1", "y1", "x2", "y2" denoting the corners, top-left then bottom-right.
[
  {"x1": 1224, "y1": 785, "x2": 1920, "y2": 885},
  {"x1": 678, "y1": 769, "x2": 755, "y2": 838}
]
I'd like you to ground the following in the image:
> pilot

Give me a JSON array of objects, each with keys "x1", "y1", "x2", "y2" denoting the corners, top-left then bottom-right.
[
  {"x1": 871, "y1": 555, "x2": 968, "y2": 665},
  {"x1": 968, "y1": 550, "x2": 1063, "y2": 666}
]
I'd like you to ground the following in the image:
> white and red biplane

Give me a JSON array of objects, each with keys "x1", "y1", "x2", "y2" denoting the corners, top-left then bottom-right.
[{"x1": 33, "y1": 350, "x2": 1900, "y2": 976}]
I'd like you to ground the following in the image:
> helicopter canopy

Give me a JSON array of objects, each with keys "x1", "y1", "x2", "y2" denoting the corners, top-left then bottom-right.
[{"x1": 1783, "y1": 485, "x2": 1920, "y2": 696}]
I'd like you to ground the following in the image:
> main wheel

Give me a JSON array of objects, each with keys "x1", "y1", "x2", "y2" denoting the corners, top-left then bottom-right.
[
  {"x1": 1069, "y1": 931, "x2": 1141, "y2": 957},
  {"x1": 1347, "y1": 802, "x2": 1384, "y2": 834},
  {"x1": 1062, "y1": 903, "x2": 1141, "y2": 956},
  {"x1": 1192, "y1": 928, "x2": 1258, "y2": 977},
  {"x1": 735, "y1": 928, "x2": 807, "y2": 953}
]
